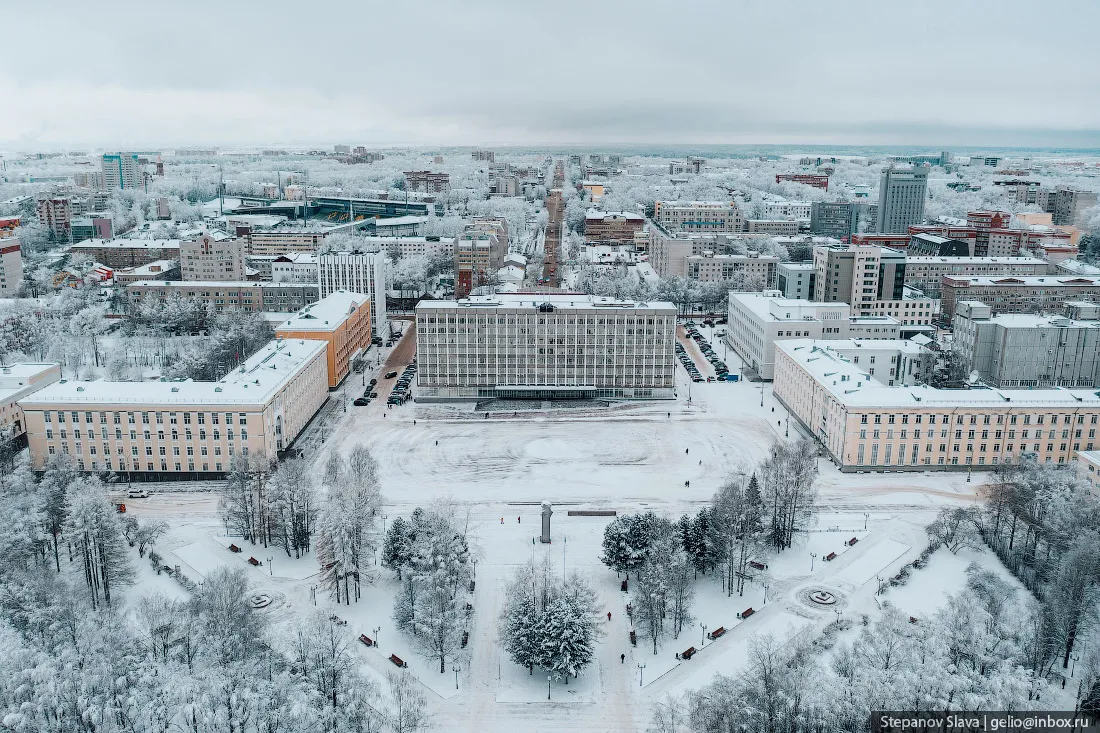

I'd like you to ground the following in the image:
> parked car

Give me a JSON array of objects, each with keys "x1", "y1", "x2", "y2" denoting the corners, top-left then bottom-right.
[
  {"x1": 128, "y1": 488, "x2": 150, "y2": 499},
  {"x1": 354, "y1": 397, "x2": 369, "y2": 406},
  {"x1": 385, "y1": 371, "x2": 398, "y2": 379}
]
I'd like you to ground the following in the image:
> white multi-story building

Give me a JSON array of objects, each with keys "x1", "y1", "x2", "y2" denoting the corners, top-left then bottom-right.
[
  {"x1": 272, "y1": 253, "x2": 319, "y2": 284},
  {"x1": 776, "y1": 262, "x2": 815, "y2": 300},
  {"x1": 761, "y1": 201, "x2": 812, "y2": 220},
  {"x1": 415, "y1": 294, "x2": 677, "y2": 401},
  {"x1": 357, "y1": 235, "x2": 451, "y2": 260},
  {"x1": 0, "y1": 363, "x2": 62, "y2": 440},
  {"x1": 180, "y1": 233, "x2": 245, "y2": 281},
  {"x1": 318, "y1": 250, "x2": 387, "y2": 336},
  {"x1": 774, "y1": 338, "x2": 1100, "y2": 472},
  {"x1": 101, "y1": 153, "x2": 143, "y2": 190},
  {"x1": 726, "y1": 292, "x2": 900, "y2": 379},
  {"x1": 903, "y1": 256, "x2": 1051, "y2": 296},
  {"x1": 653, "y1": 201, "x2": 743, "y2": 234}
]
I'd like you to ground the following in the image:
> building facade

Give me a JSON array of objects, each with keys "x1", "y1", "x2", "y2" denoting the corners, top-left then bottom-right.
[
  {"x1": 1049, "y1": 187, "x2": 1098, "y2": 227},
  {"x1": 70, "y1": 239, "x2": 181, "y2": 268},
  {"x1": 128, "y1": 281, "x2": 319, "y2": 314},
  {"x1": 776, "y1": 262, "x2": 815, "y2": 300},
  {"x1": 653, "y1": 201, "x2": 743, "y2": 234},
  {"x1": 0, "y1": 363, "x2": 62, "y2": 441},
  {"x1": 101, "y1": 153, "x2": 142, "y2": 190},
  {"x1": 415, "y1": 294, "x2": 677, "y2": 400},
  {"x1": 776, "y1": 174, "x2": 829, "y2": 190},
  {"x1": 809, "y1": 201, "x2": 876, "y2": 239},
  {"x1": 953, "y1": 301, "x2": 1100, "y2": 388},
  {"x1": 0, "y1": 238, "x2": 23, "y2": 297},
  {"x1": 584, "y1": 210, "x2": 645, "y2": 243},
  {"x1": 180, "y1": 233, "x2": 245, "y2": 281},
  {"x1": 812, "y1": 244, "x2": 934, "y2": 325},
  {"x1": 20, "y1": 339, "x2": 329, "y2": 479},
  {"x1": 317, "y1": 251, "x2": 388, "y2": 336},
  {"x1": 940, "y1": 275, "x2": 1100, "y2": 319},
  {"x1": 685, "y1": 253, "x2": 778, "y2": 286},
  {"x1": 876, "y1": 166, "x2": 928, "y2": 233},
  {"x1": 745, "y1": 219, "x2": 800, "y2": 236},
  {"x1": 774, "y1": 338, "x2": 1100, "y2": 472},
  {"x1": 271, "y1": 253, "x2": 319, "y2": 284},
  {"x1": 275, "y1": 290, "x2": 372, "y2": 389},
  {"x1": 403, "y1": 171, "x2": 450, "y2": 194},
  {"x1": 726, "y1": 293, "x2": 900, "y2": 379},
  {"x1": 35, "y1": 193, "x2": 72, "y2": 239},
  {"x1": 903, "y1": 256, "x2": 1051, "y2": 297}
]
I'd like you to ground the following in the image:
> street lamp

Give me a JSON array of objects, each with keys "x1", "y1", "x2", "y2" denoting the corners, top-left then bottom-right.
[
  {"x1": 763, "y1": 584, "x2": 768, "y2": 606},
  {"x1": 547, "y1": 675, "x2": 552, "y2": 700},
  {"x1": 454, "y1": 665, "x2": 461, "y2": 690},
  {"x1": 266, "y1": 556, "x2": 273, "y2": 576},
  {"x1": 760, "y1": 379, "x2": 764, "y2": 407},
  {"x1": 785, "y1": 411, "x2": 789, "y2": 438},
  {"x1": 863, "y1": 512, "x2": 869, "y2": 531},
  {"x1": 372, "y1": 626, "x2": 380, "y2": 648},
  {"x1": 637, "y1": 663, "x2": 646, "y2": 687},
  {"x1": 810, "y1": 552, "x2": 817, "y2": 571},
  {"x1": 700, "y1": 623, "x2": 707, "y2": 647},
  {"x1": 1071, "y1": 652, "x2": 1080, "y2": 677}
]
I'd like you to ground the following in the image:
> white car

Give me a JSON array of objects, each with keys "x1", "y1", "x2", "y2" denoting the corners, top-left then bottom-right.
[{"x1": 127, "y1": 488, "x2": 151, "y2": 499}]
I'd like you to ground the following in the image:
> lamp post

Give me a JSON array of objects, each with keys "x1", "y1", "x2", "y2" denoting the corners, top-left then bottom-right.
[
  {"x1": 547, "y1": 675, "x2": 552, "y2": 700},
  {"x1": 372, "y1": 626, "x2": 380, "y2": 648},
  {"x1": 864, "y1": 512, "x2": 869, "y2": 531},
  {"x1": 834, "y1": 609, "x2": 842, "y2": 626},
  {"x1": 637, "y1": 663, "x2": 646, "y2": 687},
  {"x1": 785, "y1": 410, "x2": 789, "y2": 438},
  {"x1": 810, "y1": 552, "x2": 817, "y2": 571},
  {"x1": 760, "y1": 379, "x2": 764, "y2": 408},
  {"x1": 1071, "y1": 652, "x2": 1080, "y2": 677},
  {"x1": 266, "y1": 556, "x2": 273, "y2": 576},
  {"x1": 763, "y1": 584, "x2": 768, "y2": 606},
  {"x1": 700, "y1": 623, "x2": 707, "y2": 647},
  {"x1": 454, "y1": 665, "x2": 461, "y2": 690}
]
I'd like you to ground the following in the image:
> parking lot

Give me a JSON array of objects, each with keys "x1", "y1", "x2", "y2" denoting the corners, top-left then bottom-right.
[{"x1": 677, "y1": 320, "x2": 731, "y2": 383}]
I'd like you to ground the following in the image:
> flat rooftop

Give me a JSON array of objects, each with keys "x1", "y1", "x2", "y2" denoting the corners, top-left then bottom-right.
[
  {"x1": 417, "y1": 293, "x2": 675, "y2": 312},
  {"x1": 778, "y1": 338, "x2": 1100, "y2": 409},
  {"x1": 128, "y1": 280, "x2": 316, "y2": 289},
  {"x1": 276, "y1": 290, "x2": 367, "y2": 332},
  {"x1": 906, "y1": 256, "x2": 1048, "y2": 265},
  {"x1": 945, "y1": 276, "x2": 1100, "y2": 287},
  {"x1": 21, "y1": 339, "x2": 327, "y2": 408},
  {"x1": 71, "y1": 238, "x2": 180, "y2": 249}
]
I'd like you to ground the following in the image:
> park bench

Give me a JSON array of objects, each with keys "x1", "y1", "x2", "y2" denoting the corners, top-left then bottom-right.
[
  {"x1": 390, "y1": 654, "x2": 407, "y2": 668},
  {"x1": 629, "y1": 630, "x2": 637, "y2": 647},
  {"x1": 359, "y1": 634, "x2": 373, "y2": 647},
  {"x1": 847, "y1": 537, "x2": 859, "y2": 546},
  {"x1": 738, "y1": 608, "x2": 755, "y2": 620},
  {"x1": 707, "y1": 626, "x2": 726, "y2": 640},
  {"x1": 248, "y1": 557, "x2": 261, "y2": 566},
  {"x1": 461, "y1": 631, "x2": 469, "y2": 648},
  {"x1": 680, "y1": 646, "x2": 697, "y2": 660},
  {"x1": 824, "y1": 552, "x2": 837, "y2": 561},
  {"x1": 749, "y1": 561, "x2": 767, "y2": 571},
  {"x1": 229, "y1": 544, "x2": 241, "y2": 553}
]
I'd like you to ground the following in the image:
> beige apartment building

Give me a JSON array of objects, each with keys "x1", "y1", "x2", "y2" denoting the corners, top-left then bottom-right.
[
  {"x1": 20, "y1": 338, "x2": 329, "y2": 479},
  {"x1": 0, "y1": 363, "x2": 62, "y2": 440},
  {"x1": 940, "y1": 275, "x2": 1100, "y2": 319},
  {"x1": 583, "y1": 210, "x2": 644, "y2": 244},
  {"x1": 653, "y1": 201, "x2": 743, "y2": 234},
  {"x1": 745, "y1": 219, "x2": 800, "y2": 236},
  {"x1": 774, "y1": 338, "x2": 1100, "y2": 472},
  {"x1": 181, "y1": 233, "x2": 245, "y2": 281},
  {"x1": 415, "y1": 294, "x2": 677, "y2": 401},
  {"x1": 454, "y1": 218, "x2": 508, "y2": 298},
  {"x1": 903, "y1": 256, "x2": 1051, "y2": 296},
  {"x1": 648, "y1": 224, "x2": 777, "y2": 285},
  {"x1": 112, "y1": 260, "x2": 179, "y2": 285},
  {"x1": 685, "y1": 253, "x2": 778, "y2": 286}
]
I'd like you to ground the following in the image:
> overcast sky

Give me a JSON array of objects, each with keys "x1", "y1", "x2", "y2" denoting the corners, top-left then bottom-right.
[{"x1": 3, "y1": 0, "x2": 1099, "y2": 150}]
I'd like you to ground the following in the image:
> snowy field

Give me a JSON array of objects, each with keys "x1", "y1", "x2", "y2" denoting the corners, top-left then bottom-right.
[{"x1": 114, "y1": 328, "x2": 1000, "y2": 732}]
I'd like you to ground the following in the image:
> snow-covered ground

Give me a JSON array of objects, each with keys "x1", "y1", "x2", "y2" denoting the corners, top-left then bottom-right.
[{"x1": 114, "y1": 323, "x2": 1001, "y2": 731}]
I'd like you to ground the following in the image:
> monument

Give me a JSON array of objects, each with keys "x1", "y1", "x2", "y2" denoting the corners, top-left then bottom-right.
[{"x1": 540, "y1": 501, "x2": 552, "y2": 543}]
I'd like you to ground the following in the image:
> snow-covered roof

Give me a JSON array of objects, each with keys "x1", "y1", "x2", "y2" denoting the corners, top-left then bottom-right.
[
  {"x1": 906, "y1": 256, "x2": 1048, "y2": 265},
  {"x1": 275, "y1": 291, "x2": 367, "y2": 332},
  {"x1": 21, "y1": 339, "x2": 327, "y2": 408},
  {"x1": 778, "y1": 338, "x2": 1100, "y2": 409},
  {"x1": 417, "y1": 293, "x2": 675, "y2": 312},
  {"x1": 71, "y1": 238, "x2": 180, "y2": 249},
  {"x1": 374, "y1": 215, "x2": 429, "y2": 228},
  {"x1": 128, "y1": 280, "x2": 316, "y2": 289},
  {"x1": 946, "y1": 275, "x2": 1100, "y2": 287},
  {"x1": 585, "y1": 209, "x2": 643, "y2": 221}
]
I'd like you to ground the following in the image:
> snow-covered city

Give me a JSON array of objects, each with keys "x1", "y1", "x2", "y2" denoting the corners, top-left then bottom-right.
[{"x1": 1, "y1": 2, "x2": 1099, "y2": 732}]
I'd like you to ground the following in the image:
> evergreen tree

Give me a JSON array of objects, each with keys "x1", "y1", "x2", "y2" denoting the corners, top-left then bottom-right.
[{"x1": 382, "y1": 516, "x2": 412, "y2": 578}]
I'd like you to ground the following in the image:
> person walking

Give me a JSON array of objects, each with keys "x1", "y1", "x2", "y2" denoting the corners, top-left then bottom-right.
[
  {"x1": 517, "y1": 516, "x2": 521, "y2": 524},
  {"x1": 620, "y1": 653, "x2": 625, "y2": 664},
  {"x1": 500, "y1": 517, "x2": 504, "y2": 524},
  {"x1": 607, "y1": 611, "x2": 612, "y2": 622}
]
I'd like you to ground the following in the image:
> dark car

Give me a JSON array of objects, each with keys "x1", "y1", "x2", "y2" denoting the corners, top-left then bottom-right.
[
  {"x1": 354, "y1": 397, "x2": 369, "y2": 406},
  {"x1": 369, "y1": 378, "x2": 377, "y2": 386},
  {"x1": 385, "y1": 371, "x2": 398, "y2": 379}
]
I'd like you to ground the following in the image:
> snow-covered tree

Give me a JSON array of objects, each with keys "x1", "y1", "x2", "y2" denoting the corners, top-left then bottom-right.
[
  {"x1": 316, "y1": 446, "x2": 383, "y2": 604},
  {"x1": 64, "y1": 478, "x2": 134, "y2": 609}
]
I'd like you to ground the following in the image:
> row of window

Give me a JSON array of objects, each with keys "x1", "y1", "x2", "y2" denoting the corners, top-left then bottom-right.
[
  {"x1": 49, "y1": 442, "x2": 243, "y2": 458},
  {"x1": 858, "y1": 412, "x2": 1097, "y2": 426},
  {"x1": 45, "y1": 410, "x2": 248, "y2": 425},
  {"x1": 46, "y1": 427, "x2": 246, "y2": 441}
]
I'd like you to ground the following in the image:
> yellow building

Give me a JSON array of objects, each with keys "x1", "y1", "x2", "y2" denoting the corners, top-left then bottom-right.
[
  {"x1": 276, "y1": 290, "x2": 372, "y2": 389},
  {"x1": 581, "y1": 181, "x2": 605, "y2": 202}
]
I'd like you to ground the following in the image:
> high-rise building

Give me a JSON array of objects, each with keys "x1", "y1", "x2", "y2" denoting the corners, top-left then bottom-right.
[
  {"x1": 812, "y1": 244, "x2": 934, "y2": 325},
  {"x1": 454, "y1": 218, "x2": 508, "y2": 298},
  {"x1": 875, "y1": 166, "x2": 928, "y2": 233},
  {"x1": 403, "y1": 171, "x2": 450, "y2": 194},
  {"x1": 101, "y1": 153, "x2": 143, "y2": 190},
  {"x1": 317, "y1": 250, "x2": 388, "y2": 336},
  {"x1": 180, "y1": 233, "x2": 245, "y2": 281},
  {"x1": 810, "y1": 201, "x2": 877, "y2": 239},
  {"x1": 35, "y1": 193, "x2": 72, "y2": 239},
  {"x1": 1049, "y1": 187, "x2": 1098, "y2": 227}
]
